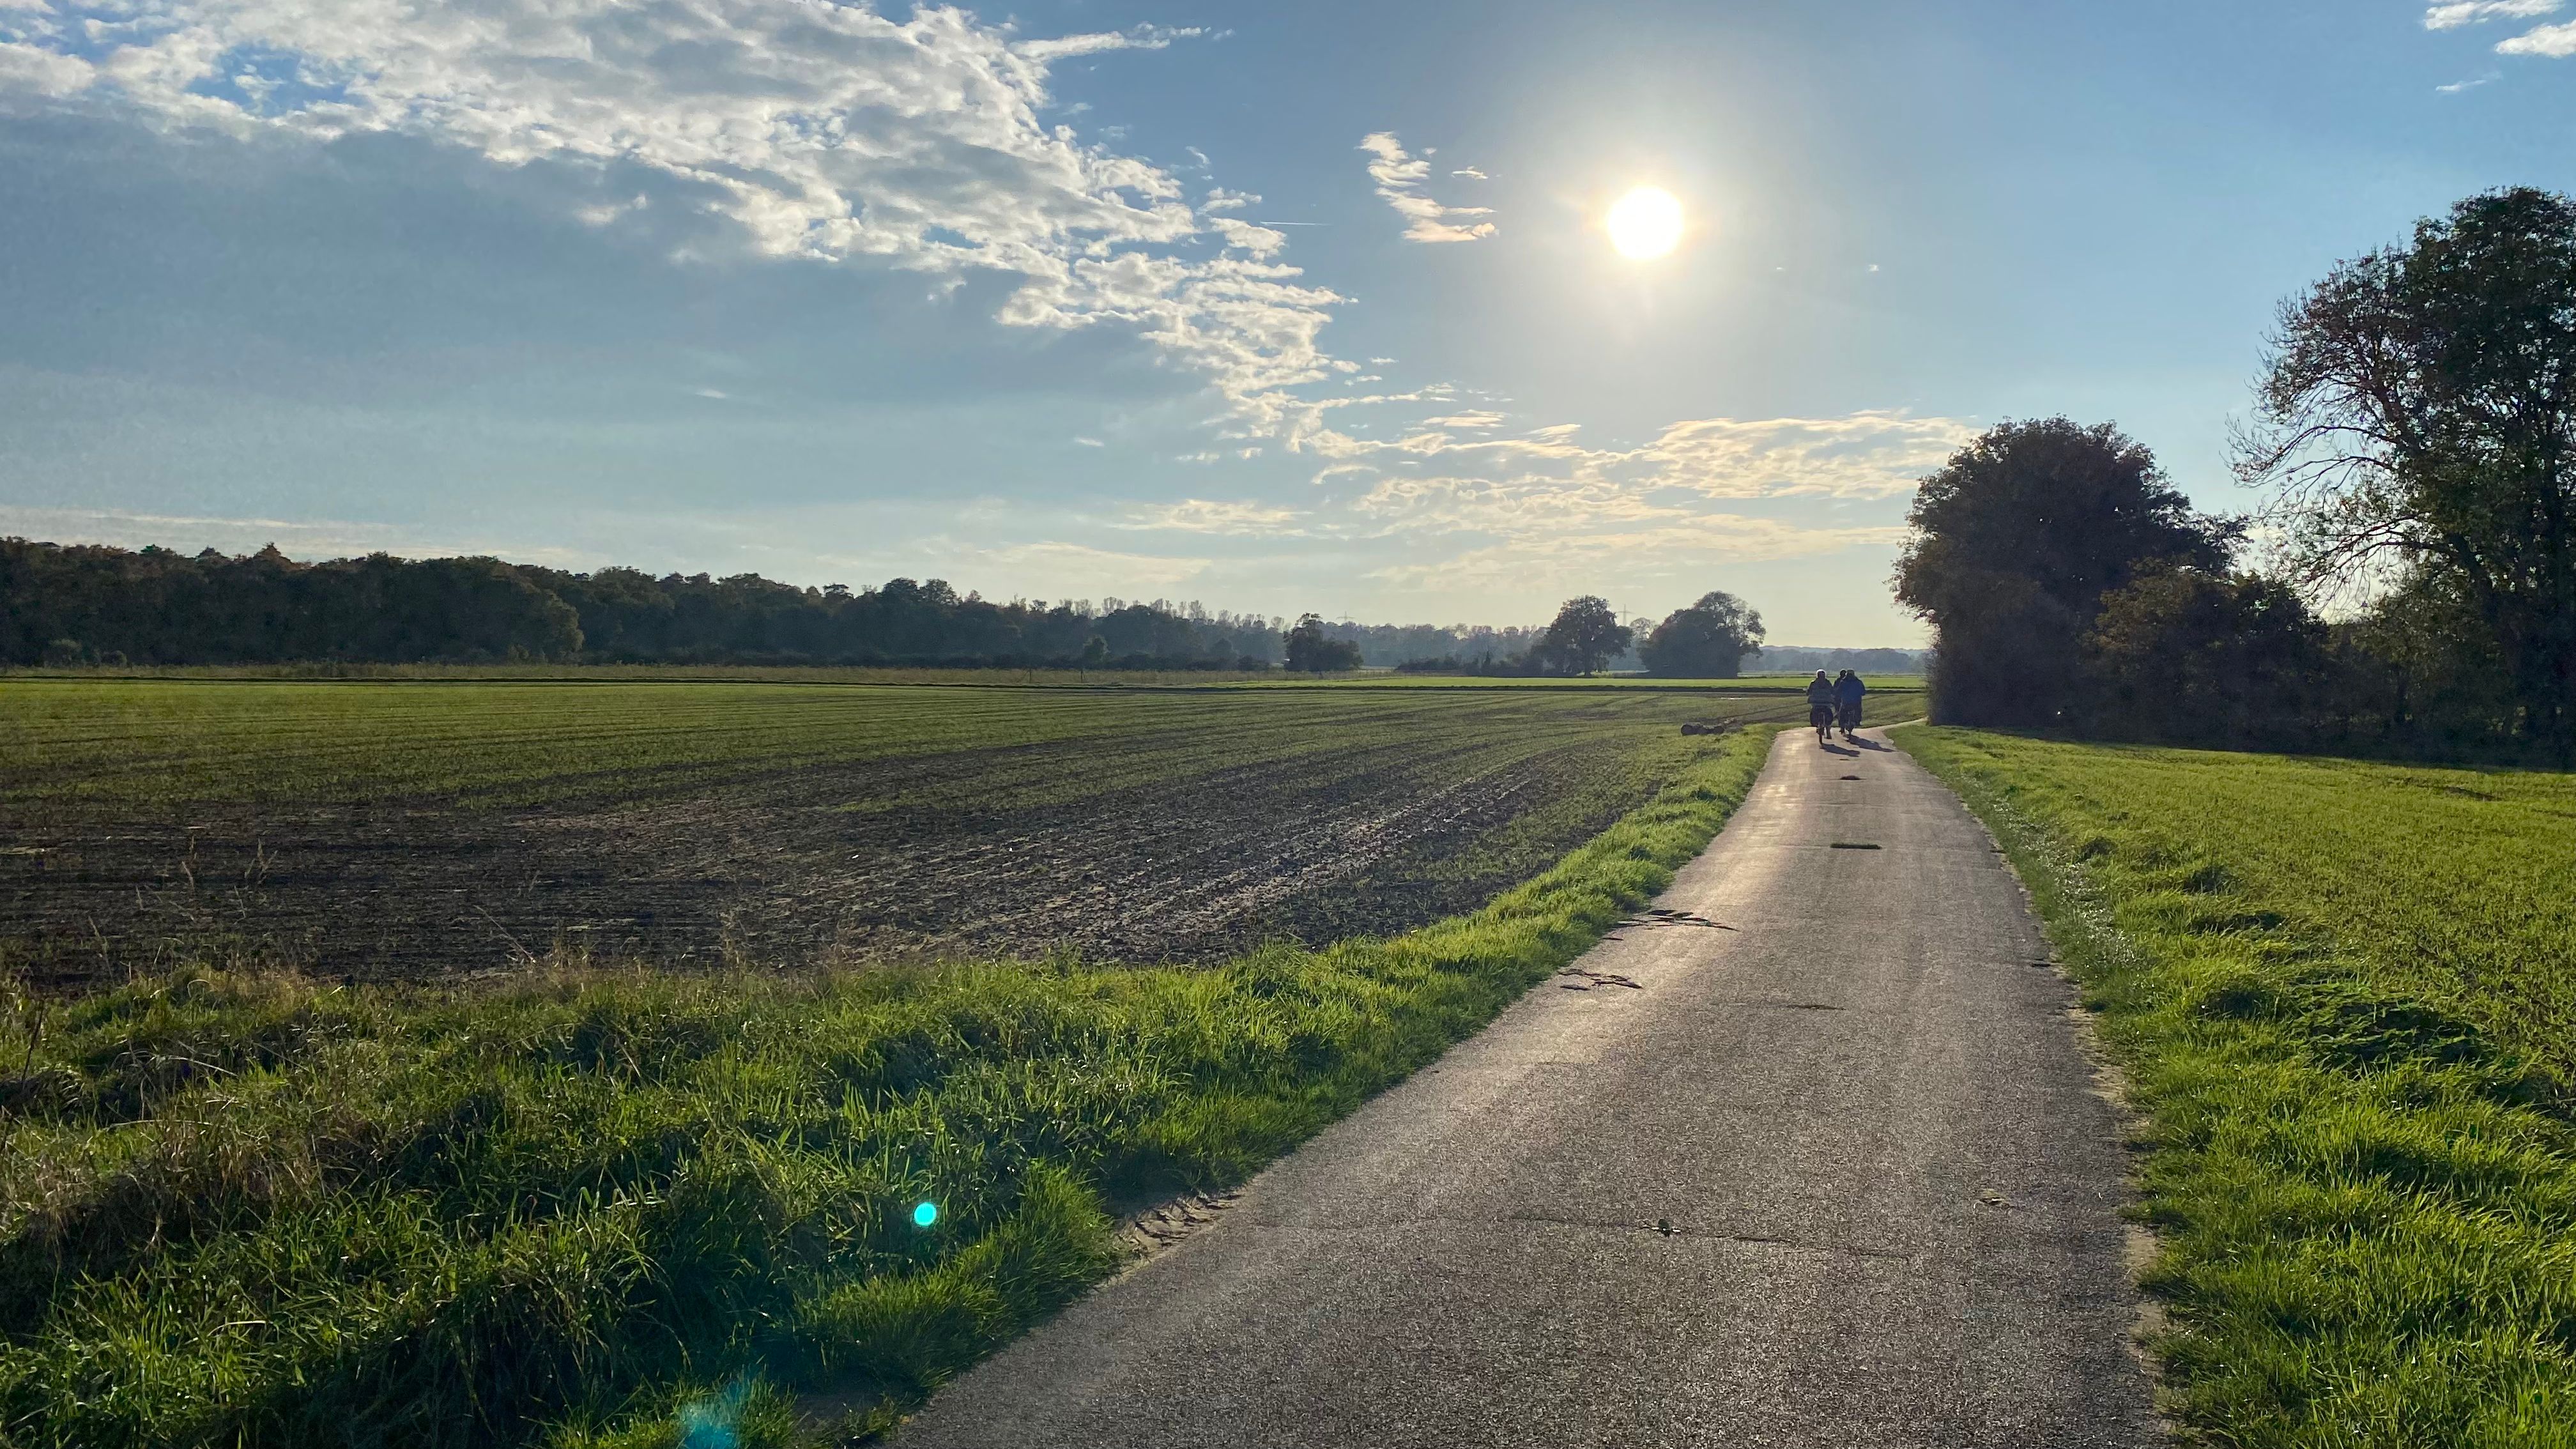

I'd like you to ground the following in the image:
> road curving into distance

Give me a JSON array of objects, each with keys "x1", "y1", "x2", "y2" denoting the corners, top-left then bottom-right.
[{"x1": 893, "y1": 728, "x2": 2159, "y2": 1448}]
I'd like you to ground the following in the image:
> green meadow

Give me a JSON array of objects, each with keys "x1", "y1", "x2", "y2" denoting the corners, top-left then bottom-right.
[{"x1": 1903, "y1": 728, "x2": 2576, "y2": 1448}]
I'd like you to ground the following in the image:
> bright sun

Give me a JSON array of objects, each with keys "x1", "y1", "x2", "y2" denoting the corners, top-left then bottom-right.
[{"x1": 1606, "y1": 187, "x2": 1683, "y2": 259}]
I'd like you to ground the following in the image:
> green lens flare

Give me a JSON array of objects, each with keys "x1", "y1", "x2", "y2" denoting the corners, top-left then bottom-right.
[{"x1": 913, "y1": 1200, "x2": 938, "y2": 1228}]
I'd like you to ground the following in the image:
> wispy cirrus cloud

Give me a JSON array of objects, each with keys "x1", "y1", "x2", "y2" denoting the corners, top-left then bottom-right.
[
  {"x1": 1358, "y1": 131, "x2": 1495, "y2": 243},
  {"x1": 1365, "y1": 516, "x2": 1909, "y2": 592},
  {"x1": 1117, "y1": 499, "x2": 1307, "y2": 535},
  {"x1": 1300, "y1": 408, "x2": 1970, "y2": 503},
  {"x1": 1099, "y1": 402, "x2": 1963, "y2": 588},
  {"x1": 1011, "y1": 23, "x2": 1212, "y2": 61},
  {"x1": 1278, "y1": 406, "x2": 1969, "y2": 590}
]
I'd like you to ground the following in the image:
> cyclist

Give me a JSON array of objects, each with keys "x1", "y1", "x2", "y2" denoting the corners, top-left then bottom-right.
[
  {"x1": 1834, "y1": 669, "x2": 1866, "y2": 741},
  {"x1": 1804, "y1": 670, "x2": 1836, "y2": 746}
]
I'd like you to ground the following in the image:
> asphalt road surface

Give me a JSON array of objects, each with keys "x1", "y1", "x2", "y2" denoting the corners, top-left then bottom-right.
[{"x1": 893, "y1": 728, "x2": 2160, "y2": 1448}]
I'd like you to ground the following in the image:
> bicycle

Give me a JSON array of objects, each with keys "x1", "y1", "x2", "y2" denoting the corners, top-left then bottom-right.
[
  {"x1": 1810, "y1": 702, "x2": 1834, "y2": 746},
  {"x1": 1837, "y1": 700, "x2": 1862, "y2": 742}
]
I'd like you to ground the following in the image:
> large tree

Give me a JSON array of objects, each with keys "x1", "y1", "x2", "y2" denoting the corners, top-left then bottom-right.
[
  {"x1": 1639, "y1": 591, "x2": 1765, "y2": 677},
  {"x1": 1538, "y1": 595, "x2": 1631, "y2": 676},
  {"x1": 1894, "y1": 418, "x2": 2234, "y2": 726},
  {"x1": 1282, "y1": 613, "x2": 1363, "y2": 673},
  {"x1": 2240, "y1": 186, "x2": 2576, "y2": 756}
]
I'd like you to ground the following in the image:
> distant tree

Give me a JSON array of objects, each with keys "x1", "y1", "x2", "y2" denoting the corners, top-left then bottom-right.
[
  {"x1": 2240, "y1": 187, "x2": 2576, "y2": 758},
  {"x1": 1282, "y1": 613, "x2": 1363, "y2": 673},
  {"x1": 1538, "y1": 595, "x2": 1632, "y2": 676},
  {"x1": 1078, "y1": 636, "x2": 1109, "y2": 670},
  {"x1": 1894, "y1": 418, "x2": 2235, "y2": 726},
  {"x1": 1640, "y1": 591, "x2": 1765, "y2": 677}
]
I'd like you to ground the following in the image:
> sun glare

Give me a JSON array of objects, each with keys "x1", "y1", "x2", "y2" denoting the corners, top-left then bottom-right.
[{"x1": 1606, "y1": 187, "x2": 1683, "y2": 259}]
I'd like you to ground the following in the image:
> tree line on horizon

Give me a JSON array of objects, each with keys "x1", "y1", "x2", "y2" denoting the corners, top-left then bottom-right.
[
  {"x1": 0, "y1": 539, "x2": 1814, "y2": 678},
  {"x1": 0, "y1": 544, "x2": 1297, "y2": 671},
  {"x1": 1899, "y1": 187, "x2": 2576, "y2": 763}
]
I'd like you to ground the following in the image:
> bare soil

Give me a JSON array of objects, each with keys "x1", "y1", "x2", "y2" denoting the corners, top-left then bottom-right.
[{"x1": 1, "y1": 733, "x2": 1656, "y2": 987}]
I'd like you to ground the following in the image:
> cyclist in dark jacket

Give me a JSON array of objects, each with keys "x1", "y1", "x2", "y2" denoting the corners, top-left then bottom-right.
[
  {"x1": 1804, "y1": 670, "x2": 1836, "y2": 745},
  {"x1": 1834, "y1": 670, "x2": 1866, "y2": 740}
]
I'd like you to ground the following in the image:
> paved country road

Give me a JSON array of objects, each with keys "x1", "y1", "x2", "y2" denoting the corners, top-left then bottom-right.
[{"x1": 893, "y1": 729, "x2": 2161, "y2": 1448}]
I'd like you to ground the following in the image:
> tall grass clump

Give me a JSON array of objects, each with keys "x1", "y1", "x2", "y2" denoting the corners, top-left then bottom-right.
[
  {"x1": 0, "y1": 729, "x2": 1777, "y2": 1448},
  {"x1": 1901, "y1": 727, "x2": 2576, "y2": 1449}
]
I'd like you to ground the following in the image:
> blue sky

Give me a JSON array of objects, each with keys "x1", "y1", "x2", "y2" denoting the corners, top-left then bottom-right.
[{"x1": 4, "y1": 1, "x2": 2572, "y2": 645}]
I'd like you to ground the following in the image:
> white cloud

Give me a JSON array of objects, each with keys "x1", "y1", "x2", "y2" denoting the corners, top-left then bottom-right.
[
  {"x1": 1418, "y1": 410, "x2": 1505, "y2": 429},
  {"x1": 1073, "y1": 436, "x2": 1106, "y2": 447},
  {"x1": 2425, "y1": 0, "x2": 2559, "y2": 28},
  {"x1": 1297, "y1": 407, "x2": 1966, "y2": 501},
  {"x1": 1358, "y1": 131, "x2": 1496, "y2": 243},
  {"x1": 2497, "y1": 17, "x2": 2576, "y2": 50},
  {"x1": 1118, "y1": 499, "x2": 1305, "y2": 534},
  {"x1": 0, "y1": 503, "x2": 596, "y2": 565},
  {"x1": 1292, "y1": 408, "x2": 1967, "y2": 588},
  {"x1": 936, "y1": 539, "x2": 1212, "y2": 590},
  {"x1": 0, "y1": 40, "x2": 89, "y2": 95},
  {"x1": 1011, "y1": 24, "x2": 1208, "y2": 61},
  {"x1": 1366, "y1": 516, "x2": 1908, "y2": 591},
  {"x1": 1208, "y1": 215, "x2": 1287, "y2": 257},
  {"x1": 2437, "y1": 71, "x2": 2503, "y2": 89},
  {"x1": 1450, "y1": 165, "x2": 1488, "y2": 180},
  {"x1": 0, "y1": 3, "x2": 1338, "y2": 430}
]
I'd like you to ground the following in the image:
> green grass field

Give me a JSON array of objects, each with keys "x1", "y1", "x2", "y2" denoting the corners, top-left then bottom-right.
[
  {"x1": 0, "y1": 726, "x2": 1786, "y2": 1449},
  {"x1": 1901, "y1": 728, "x2": 2576, "y2": 1448}
]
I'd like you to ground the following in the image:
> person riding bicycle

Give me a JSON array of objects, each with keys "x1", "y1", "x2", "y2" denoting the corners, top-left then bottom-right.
[
  {"x1": 1834, "y1": 669, "x2": 1866, "y2": 740},
  {"x1": 1804, "y1": 670, "x2": 1836, "y2": 746}
]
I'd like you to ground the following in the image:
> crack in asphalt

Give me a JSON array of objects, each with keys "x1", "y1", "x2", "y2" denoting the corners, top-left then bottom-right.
[{"x1": 1246, "y1": 1211, "x2": 1920, "y2": 1263}]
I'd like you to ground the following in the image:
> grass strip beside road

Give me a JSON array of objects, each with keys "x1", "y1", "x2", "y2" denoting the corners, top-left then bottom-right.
[
  {"x1": 1900, "y1": 727, "x2": 2576, "y2": 1449},
  {"x1": 0, "y1": 728, "x2": 1781, "y2": 1449}
]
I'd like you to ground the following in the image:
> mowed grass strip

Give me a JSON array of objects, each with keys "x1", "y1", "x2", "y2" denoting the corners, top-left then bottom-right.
[
  {"x1": 1900, "y1": 728, "x2": 2576, "y2": 1448},
  {"x1": 0, "y1": 728, "x2": 1782, "y2": 1449}
]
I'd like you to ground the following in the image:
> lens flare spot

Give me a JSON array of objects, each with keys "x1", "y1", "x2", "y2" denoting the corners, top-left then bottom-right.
[{"x1": 913, "y1": 1200, "x2": 939, "y2": 1228}]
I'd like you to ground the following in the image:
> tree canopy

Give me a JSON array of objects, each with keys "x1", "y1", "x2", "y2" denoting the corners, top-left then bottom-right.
[
  {"x1": 1894, "y1": 418, "x2": 2234, "y2": 725},
  {"x1": 1537, "y1": 596, "x2": 1631, "y2": 677},
  {"x1": 2241, "y1": 185, "x2": 2576, "y2": 756},
  {"x1": 0, "y1": 539, "x2": 1284, "y2": 670},
  {"x1": 1282, "y1": 613, "x2": 1365, "y2": 673},
  {"x1": 1639, "y1": 591, "x2": 1764, "y2": 678}
]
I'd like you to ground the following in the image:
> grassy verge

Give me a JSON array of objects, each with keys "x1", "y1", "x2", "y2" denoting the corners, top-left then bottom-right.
[
  {"x1": 0, "y1": 728, "x2": 1780, "y2": 1448},
  {"x1": 1898, "y1": 726, "x2": 2576, "y2": 1448}
]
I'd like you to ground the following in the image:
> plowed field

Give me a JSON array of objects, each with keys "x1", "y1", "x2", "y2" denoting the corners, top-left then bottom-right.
[{"x1": 1, "y1": 679, "x2": 1905, "y2": 985}]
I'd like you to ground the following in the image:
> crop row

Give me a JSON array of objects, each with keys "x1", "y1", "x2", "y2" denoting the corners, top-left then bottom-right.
[{"x1": 0, "y1": 681, "x2": 1870, "y2": 810}]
